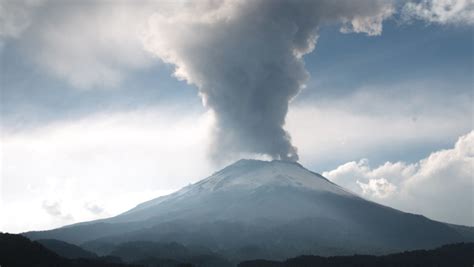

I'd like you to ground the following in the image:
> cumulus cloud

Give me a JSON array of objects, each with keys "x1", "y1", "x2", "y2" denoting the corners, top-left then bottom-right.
[
  {"x1": 323, "y1": 130, "x2": 474, "y2": 226},
  {"x1": 42, "y1": 200, "x2": 73, "y2": 221},
  {"x1": 340, "y1": 5, "x2": 395, "y2": 36},
  {"x1": 402, "y1": 0, "x2": 474, "y2": 25},
  {"x1": 357, "y1": 178, "x2": 397, "y2": 198}
]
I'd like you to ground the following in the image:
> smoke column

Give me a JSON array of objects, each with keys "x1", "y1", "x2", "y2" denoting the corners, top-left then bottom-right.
[{"x1": 142, "y1": 0, "x2": 394, "y2": 162}]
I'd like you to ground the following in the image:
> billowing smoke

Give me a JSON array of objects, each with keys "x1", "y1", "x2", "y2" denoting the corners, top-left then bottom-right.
[
  {"x1": 3, "y1": 0, "x2": 471, "y2": 162},
  {"x1": 142, "y1": 0, "x2": 394, "y2": 162}
]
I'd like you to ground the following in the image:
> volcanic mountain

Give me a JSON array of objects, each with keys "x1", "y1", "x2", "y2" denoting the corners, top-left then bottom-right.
[{"x1": 25, "y1": 159, "x2": 474, "y2": 261}]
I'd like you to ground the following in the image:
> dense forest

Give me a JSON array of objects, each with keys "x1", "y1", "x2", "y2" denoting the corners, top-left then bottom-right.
[
  {"x1": 0, "y1": 233, "x2": 225, "y2": 267},
  {"x1": 1, "y1": 233, "x2": 473, "y2": 267},
  {"x1": 0, "y1": 233, "x2": 136, "y2": 267},
  {"x1": 239, "y1": 243, "x2": 474, "y2": 267}
]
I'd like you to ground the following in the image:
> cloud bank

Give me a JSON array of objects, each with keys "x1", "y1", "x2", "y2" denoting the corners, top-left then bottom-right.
[
  {"x1": 323, "y1": 130, "x2": 474, "y2": 226},
  {"x1": 1, "y1": 107, "x2": 213, "y2": 233}
]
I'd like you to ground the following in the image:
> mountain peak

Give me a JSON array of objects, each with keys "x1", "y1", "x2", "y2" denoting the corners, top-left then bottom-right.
[
  {"x1": 196, "y1": 158, "x2": 347, "y2": 195},
  {"x1": 117, "y1": 159, "x2": 353, "y2": 221}
]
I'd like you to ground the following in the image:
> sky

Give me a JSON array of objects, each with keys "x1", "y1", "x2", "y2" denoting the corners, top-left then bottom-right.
[{"x1": 0, "y1": 0, "x2": 473, "y2": 233}]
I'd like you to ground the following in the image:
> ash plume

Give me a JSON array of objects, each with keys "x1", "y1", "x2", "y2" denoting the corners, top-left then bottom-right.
[{"x1": 142, "y1": 0, "x2": 394, "y2": 162}]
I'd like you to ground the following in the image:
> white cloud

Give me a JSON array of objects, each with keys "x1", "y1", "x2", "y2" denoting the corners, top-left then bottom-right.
[
  {"x1": 357, "y1": 178, "x2": 397, "y2": 198},
  {"x1": 287, "y1": 83, "x2": 472, "y2": 168},
  {"x1": 0, "y1": 107, "x2": 215, "y2": 233},
  {"x1": 1, "y1": 0, "x2": 161, "y2": 88},
  {"x1": 340, "y1": 5, "x2": 395, "y2": 36},
  {"x1": 323, "y1": 130, "x2": 474, "y2": 226},
  {"x1": 402, "y1": 0, "x2": 474, "y2": 25}
]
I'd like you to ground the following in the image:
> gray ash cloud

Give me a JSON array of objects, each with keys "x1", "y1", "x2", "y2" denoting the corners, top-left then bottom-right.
[{"x1": 143, "y1": 0, "x2": 394, "y2": 162}]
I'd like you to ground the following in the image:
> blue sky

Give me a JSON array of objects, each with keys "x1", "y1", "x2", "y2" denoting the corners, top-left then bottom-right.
[
  {"x1": 1, "y1": 0, "x2": 473, "y2": 232},
  {"x1": 299, "y1": 20, "x2": 472, "y2": 167}
]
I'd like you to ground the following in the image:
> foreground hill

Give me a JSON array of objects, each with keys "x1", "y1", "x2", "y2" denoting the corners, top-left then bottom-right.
[
  {"x1": 25, "y1": 160, "x2": 474, "y2": 261},
  {"x1": 238, "y1": 243, "x2": 474, "y2": 267},
  {"x1": 0, "y1": 233, "x2": 135, "y2": 267},
  {"x1": 1, "y1": 233, "x2": 472, "y2": 267}
]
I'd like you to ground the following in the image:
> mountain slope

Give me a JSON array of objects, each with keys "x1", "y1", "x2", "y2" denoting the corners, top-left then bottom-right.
[{"x1": 25, "y1": 159, "x2": 474, "y2": 261}]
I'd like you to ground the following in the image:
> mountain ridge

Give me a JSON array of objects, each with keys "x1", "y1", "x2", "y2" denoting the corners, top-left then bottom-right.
[{"x1": 24, "y1": 159, "x2": 474, "y2": 261}]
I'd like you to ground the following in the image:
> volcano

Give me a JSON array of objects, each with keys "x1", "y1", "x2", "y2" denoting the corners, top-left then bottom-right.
[{"x1": 25, "y1": 159, "x2": 474, "y2": 261}]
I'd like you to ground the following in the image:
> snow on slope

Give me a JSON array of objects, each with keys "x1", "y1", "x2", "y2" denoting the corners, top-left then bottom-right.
[
  {"x1": 195, "y1": 159, "x2": 352, "y2": 194},
  {"x1": 122, "y1": 159, "x2": 355, "y2": 217}
]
